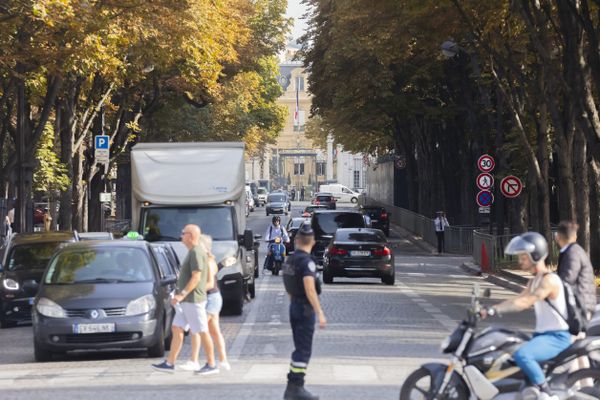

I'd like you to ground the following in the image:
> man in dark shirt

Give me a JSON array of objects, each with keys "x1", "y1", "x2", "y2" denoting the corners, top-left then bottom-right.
[{"x1": 282, "y1": 223, "x2": 327, "y2": 400}]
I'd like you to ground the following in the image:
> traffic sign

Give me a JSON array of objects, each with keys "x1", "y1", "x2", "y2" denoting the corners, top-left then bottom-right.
[
  {"x1": 476, "y1": 190, "x2": 494, "y2": 207},
  {"x1": 479, "y1": 206, "x2": 491, "y2": 214},
  {"x1": 476, "y1": 173, "x2": 494, "y2": 190},
  {"x1": 99, "y1": 192, "x2": 112, "y2": 203},
  {"x1": 95, "y1": 149, "x2": 109, "y2": 163},
  {"x1": 500, "y1": 175, "x2": 523, "y2": 198},
  {"x1": 95, "y1": 135, "x2": 110, "y2": 150},
  {"x1": 477, "y1": 154, "x2": 495, "y2": 173}
]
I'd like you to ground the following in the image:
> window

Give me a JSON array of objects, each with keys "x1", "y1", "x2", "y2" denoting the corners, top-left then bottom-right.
[
  {"x1": 312, "y1": 212, "x2": 366, "y2": 236},
  {"x1": 294, "y1": 163, "x2": 305, "y2": 176},
  {"x1": 316, "y1": 162, "x2": 326, "y2": 176},
  {"x1": 151, "y1": 246, "x2": 176, "y2": 278},
  {"x1": 353, "y1": 170, "x2": 360, "y2": 189},
  {"x1": 142, "y1": 206, "x2": 235, "y2": 241}
]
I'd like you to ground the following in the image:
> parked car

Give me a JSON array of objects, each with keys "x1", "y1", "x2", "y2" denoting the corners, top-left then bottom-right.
[
  {"x1": 319, "y1": 184, "x2": 361, "y2": 203},
  {"x1": 285, "y1": 217, "x2": 311, "y2": 254},
  {"x1": 360, "y1": 206, "x2": 390, "y2": 236},
  {"x1": 310, "y1": 210, "x2": 367, "y2": 265},
  {"x1": 257, "y1": 188, "x2": 268, "y2": 206},
  {"x1": 322, "y1": 228, "x2": 395, "y2": 285},
  {"x1": 311, "y1": 192, "x2": 336, "y2": 210},
  {"x1": 266, "y1": 192, "x2": 291, "y2": 216},
  {"x1": 32, "y1": 240, "x2": 178, "y2": 361},
  {"x1": 77, "y1": 232, "x2": 114, "y2": 241},
  {"x1": 0, "y1": 232, "x2": 78, "y2": 328},
  {"x1": 302, "y1": 205, "x2": 329, "y2": 217}
]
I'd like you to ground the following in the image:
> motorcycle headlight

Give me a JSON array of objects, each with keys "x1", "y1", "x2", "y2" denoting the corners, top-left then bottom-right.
[
  {"x1": 126, "y1": 294, "x2": 156, "y2": 316},
  {"x1": 2, "y1": 278, "x2": 19, "y2": 291},
  {"x1": 221, "y1": 256, "x2": 238, "y2": 268},
  {"x1": 36, "y1": 297, "x2": 66, "y2": 318}
]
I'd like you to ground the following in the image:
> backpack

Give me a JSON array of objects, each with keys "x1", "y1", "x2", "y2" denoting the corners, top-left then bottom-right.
[{"x1": 545, "y1": 276, "x2": 588, "y2": 335}]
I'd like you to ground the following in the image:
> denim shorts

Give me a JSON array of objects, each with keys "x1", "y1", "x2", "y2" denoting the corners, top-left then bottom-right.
[{"x1": 206, "y1": 292, "x2": 223, "y2": 316}]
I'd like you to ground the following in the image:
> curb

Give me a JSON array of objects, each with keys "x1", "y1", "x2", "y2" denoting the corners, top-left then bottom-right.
[
  {"x1": 460, "y1": 262, "x2": 525, "y2": 293},
  {"x1": 390, "y1": 223, "x2": 437, "y2": 254}
]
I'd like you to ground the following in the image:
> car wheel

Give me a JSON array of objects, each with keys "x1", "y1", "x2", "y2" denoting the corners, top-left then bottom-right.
[
  {"x1": 323, "y1": 269, "x2": 334, "y2": 284},
  {"x1": 148, "y1": 322, "x2": 166, "y2": 358},
  {"x1": 248, "y1": 278, "x2": 256, "y2": 299},
  {"x1": 34, "y1": 340, "x2": 53, "y2": 362},
  {"x1": 382, "y1": 274, "x2": 395, "y2": 285},
  {"x1": 351, "y1": 197, "x2": 358, "y2": 203}
]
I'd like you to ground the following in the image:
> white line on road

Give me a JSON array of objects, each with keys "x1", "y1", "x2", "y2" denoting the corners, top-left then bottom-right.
[{"x1": 229, "y1": 277, "x2": 268, "y2": 362}]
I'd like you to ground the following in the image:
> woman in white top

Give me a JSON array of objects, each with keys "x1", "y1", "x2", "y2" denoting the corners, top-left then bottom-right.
[
  {"x1": 201, "y1": 235, "x2": 231, "y2": 371},
  {"x1": 480, "y1": 232, "x2": 570, "y2": 399}
]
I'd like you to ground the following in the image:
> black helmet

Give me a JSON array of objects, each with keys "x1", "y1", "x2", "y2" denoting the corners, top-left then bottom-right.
[
  {"x1": 296, "y1": 222, "x2": 314, "y2": 237},
  {"x1": 272, "y1": 216, "x2": 281, "y2": 224},
  {"x1": 504, "y1": 232, "x2": 548, "y2": 262}
]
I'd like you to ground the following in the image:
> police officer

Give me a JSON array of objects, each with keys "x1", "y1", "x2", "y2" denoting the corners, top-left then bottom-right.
[{"x1": 282, "y1": 223, "x2": 327, "y2": 400}]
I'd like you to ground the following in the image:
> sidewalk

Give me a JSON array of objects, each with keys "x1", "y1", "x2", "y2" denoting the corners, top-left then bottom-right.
[{"x1": 389, "y1": 222, "x2": 437, "y2": 254}]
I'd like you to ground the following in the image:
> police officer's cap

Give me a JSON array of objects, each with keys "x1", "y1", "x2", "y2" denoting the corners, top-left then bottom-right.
[{"x1": 296, "y1": 222, "x2": 314, "y2": 237}]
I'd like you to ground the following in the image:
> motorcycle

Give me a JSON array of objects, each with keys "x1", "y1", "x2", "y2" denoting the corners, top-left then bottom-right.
[
  {"x1": 400, "y1": 285, "x2": 600, "y2": 400},
  {"x1": 264, "y1": 240, "x2": 285, "y2": 276}
]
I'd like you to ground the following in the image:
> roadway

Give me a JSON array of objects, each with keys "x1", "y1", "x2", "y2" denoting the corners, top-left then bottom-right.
[{"x1": 0, "y1": 202, "x2": 533, "y2": 399}]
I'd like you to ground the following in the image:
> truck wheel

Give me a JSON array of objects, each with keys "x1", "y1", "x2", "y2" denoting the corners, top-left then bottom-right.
[
  {"x1": 266, "y1": 211, "x2": 269, "y2": 216},
  {"x1": 248, "y1": 279, "x2": 256, "y2": 299},
  {"x1": 230, "y1": 296, "x2": 244, "y2": 316},
  {"x1": 34, "y1": 340, "x2": 53, "y2": 362}
]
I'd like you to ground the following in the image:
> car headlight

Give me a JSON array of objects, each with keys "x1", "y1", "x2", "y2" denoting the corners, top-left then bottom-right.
[
  {"x1": 36, "y1": 297, "x2": 66, "y2": 318},
  {"x1": 126, "y1": 294, "x2": 156, "y2": 316},
  {"x1": 221, "y1": 256, "x2": 238, "y2": 268},
  {"x1": 2, "y1": 278, "x2": 19, "y2": 291}
]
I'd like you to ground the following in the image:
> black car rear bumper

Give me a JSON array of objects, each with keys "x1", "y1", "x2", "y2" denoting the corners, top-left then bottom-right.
[
  {"x1": 219, "y1": 272, "x2": 244, "y2": 304},
  {"x1": 325, "y1": 258, "x2": 394, "y2": 278}
]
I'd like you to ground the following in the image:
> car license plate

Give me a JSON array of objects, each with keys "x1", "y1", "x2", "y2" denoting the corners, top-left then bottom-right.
[
  {"x1": 351, "y1": 250, "x2": 371, "y2": 257},
  {"x1": 28, "y1": 297, "x2": 35, "y2": 305},
  {"x1": 73, "y1": 323, "x2": 115, "y2": 334},
  {"x1": 371, "y1": 219, "x2": 379, "y2": 222}
]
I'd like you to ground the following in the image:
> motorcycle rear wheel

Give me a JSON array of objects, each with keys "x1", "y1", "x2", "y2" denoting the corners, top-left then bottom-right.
[{"x1": 400, "y1": 367, "x2": 469, "y2": 400}]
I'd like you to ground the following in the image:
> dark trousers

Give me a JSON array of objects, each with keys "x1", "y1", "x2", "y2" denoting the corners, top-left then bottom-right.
[
  {"x1": 436, "y1": 231, "x2": 445, "y2": 253},
  {"x1": 287, "y1": 298, "x2": 316, "y2": 385}
]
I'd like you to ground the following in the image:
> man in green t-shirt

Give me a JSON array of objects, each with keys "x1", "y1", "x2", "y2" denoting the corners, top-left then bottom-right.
[{"x1": 152, "y1": 224, "x2": 218, "y2": 375}]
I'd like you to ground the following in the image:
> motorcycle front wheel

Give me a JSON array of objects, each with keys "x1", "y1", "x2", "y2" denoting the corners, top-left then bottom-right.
[
  {"x1": 400, "y1": 367, "x2": 469, "y2": 400},
  {"x1": 566, "y1": 368, "x2": 600, "y2": 398}
]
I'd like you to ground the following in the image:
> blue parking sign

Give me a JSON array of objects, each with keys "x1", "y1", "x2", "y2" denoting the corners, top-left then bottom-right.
[{"x1": 95, "y1": 135, "x2": 110, "y2": 150}]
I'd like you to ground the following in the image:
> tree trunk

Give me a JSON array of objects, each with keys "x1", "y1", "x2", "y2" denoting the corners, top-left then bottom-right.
[
  {"x1": 588, "y1": 157, "x2": 600, "y2": 272},
  {"x1": 573, "y1": 128, "x2": 590, "y2": 252},
  {"x1": 58, "y1": 98, "x2": 75, "y2": 231},
  {"x1": 72, "y1": 148, "x2": 85, "y2": 231}
]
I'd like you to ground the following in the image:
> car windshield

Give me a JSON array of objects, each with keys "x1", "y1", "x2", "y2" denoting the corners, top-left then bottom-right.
[
  {"x1": 313, "y1": 213, "x2": 366, "y2": 235},
  {"x1": 7, "y1": 242, "x2": 65, "y2": 271},
  {"x1": 291, "y1": 219, "x2": 308, "y2": 229},
  {"x1": 141, "y1": 206, "x2": 235, "y2": 242},
  {"x1": 317, "y1": 195, "x2": 332, "y2": 201},
  {"x1": 268, "y1": 194, "x2": 286, "y2": 203},
  {"x1": 336, "y1": 230, "x2": 385, "y2": 242},
  {"x1": 258, "y1": 188, "x2": 267, "y2": 195},
  {"x1": 45, "y1": 247, "x2": 154, "y2": 284}
]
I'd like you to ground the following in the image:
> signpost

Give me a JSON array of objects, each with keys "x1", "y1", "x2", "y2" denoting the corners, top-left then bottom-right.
[
  {"x1": 99, "y1": 192, "x2": 112, "y2": 203},
  {"x1": 476, "y1": 190, "x2": 494, "y2": 207},
  {"x1": 477, "y1": 154, "x2": 495, "y2": 173},
  {"x1": 94, "y1": 135, "x2": 110, "y2": 164},
  {"x1": 476, "y1": 173, "x2": 494, "y2": 191},
  {"x1": 500, "y1": 175, "x2": 523, "y2": 198}
]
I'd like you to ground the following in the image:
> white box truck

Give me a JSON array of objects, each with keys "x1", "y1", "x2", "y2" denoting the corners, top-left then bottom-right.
[{"x1": 131, "y1": 142, "x2": 256, "y2": 315}]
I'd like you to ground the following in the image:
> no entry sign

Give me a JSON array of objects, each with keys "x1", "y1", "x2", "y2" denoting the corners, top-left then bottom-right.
[
  {"x1": 476, "y1": 190, "x2": 494, "y2": 207},
  {"x1": 476, "y1": 173, "x2": 494, "y2": 190},
  {"x1": 500, "y1": 175, "x2": 523, "y2": 198},
  {"x1": 478, "y1": 154, "x2": 495, "y2": 173}
]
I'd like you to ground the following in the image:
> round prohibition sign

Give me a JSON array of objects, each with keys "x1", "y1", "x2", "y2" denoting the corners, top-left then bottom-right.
[
  {"x1": 476, "y1": 190, "x2": 494, "y2": 207},
  {"x1": 500, "y1": 175, "x2": 523, "y2": 198},
  {"x1": 476, "y1": 173, "x2": 494, "y2": 190},
  {"x1": 478, "y1": 154, "x2": 495, "y2": 173}
]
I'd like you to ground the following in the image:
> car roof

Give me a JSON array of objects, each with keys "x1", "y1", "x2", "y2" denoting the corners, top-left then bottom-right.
[
  {"x1": 314, "y1": 192, "x2": 333, "y2": 196},
  {"x1": 9, "y1": 231, "x2": 77, "y2": 245},
  {"x1": 313, "y1": 210, "x2": 362, "y2": 214},
  {"x1": 335, "y1": 228, "x2": 382, "y2": 234},
  {"x1": 56, "y1": 240, "x2": 150, "y2": 251}
]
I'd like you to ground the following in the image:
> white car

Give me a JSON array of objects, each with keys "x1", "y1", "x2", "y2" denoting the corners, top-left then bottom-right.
[
  {"x1": 257, "y1": 188, "x2": 268, "y2": 206},
  {"x1": 319, "y1": 184, "x2": 361, "y2": 203}
]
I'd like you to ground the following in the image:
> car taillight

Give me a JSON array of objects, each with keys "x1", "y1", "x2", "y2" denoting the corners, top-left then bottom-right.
[
  {"x1": 329, "y1": 246, "x2": 348, "y2": 256},
  {"x1": 315, "y1": 200, "x2": 320, "y2": 205},
  {"x1": 380, "y1": 212, "x2": 388, "y2": 220},
  {"x1": 372, "y1": 247, "x2": 391, "y2": 256}
]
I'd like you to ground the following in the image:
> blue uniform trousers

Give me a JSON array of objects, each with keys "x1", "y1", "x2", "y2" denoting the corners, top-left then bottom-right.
[{"x1": 288, "y1": 297, "x2": 316, "y2": 385}]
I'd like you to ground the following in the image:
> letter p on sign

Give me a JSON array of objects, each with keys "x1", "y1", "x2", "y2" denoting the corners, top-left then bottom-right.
[{"x1": 95, "y1": 135, "x2": 109, "y2": 150}]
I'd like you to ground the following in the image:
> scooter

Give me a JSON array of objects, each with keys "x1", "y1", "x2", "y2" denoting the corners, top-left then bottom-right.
[{"x1": 400, "y1": 285, "x2": 600, "y2": 400}]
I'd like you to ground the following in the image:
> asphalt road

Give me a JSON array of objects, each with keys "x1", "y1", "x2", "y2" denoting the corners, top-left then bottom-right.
[{"x1": 0, "y1": 202, "x2": 534, "y2": 399}]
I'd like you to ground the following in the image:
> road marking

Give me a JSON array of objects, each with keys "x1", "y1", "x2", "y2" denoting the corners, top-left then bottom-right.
[
  {"x1": 333, "y1": 365, "x2": 378, "y2": 381},
  {"x1": 395, "y1": 281, "x2": 456, "y2": 330},
  {"x1": 229, "y1": 276, "x2": 268, "y2": 361}
]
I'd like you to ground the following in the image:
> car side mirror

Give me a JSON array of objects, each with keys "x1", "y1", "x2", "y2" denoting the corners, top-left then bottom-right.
[
  {"x1": 22, "y1": 279, "x2": 39, "y2": 293},
  {"x1": 161, "y1": 275, "x2": 177, "y2": 286},
  {"x1": 243, "y1": 229, "x2": 254, "y2": 250}
]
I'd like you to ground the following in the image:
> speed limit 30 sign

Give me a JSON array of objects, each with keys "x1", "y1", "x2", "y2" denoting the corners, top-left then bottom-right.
[{"x1": 478, "y1": 154, "x2": 495, "y2": 173}]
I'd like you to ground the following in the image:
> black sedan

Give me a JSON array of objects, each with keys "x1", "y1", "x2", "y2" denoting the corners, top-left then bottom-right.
[
  {"x1": 360, "y1": 206, "x2": 391, "y2": 236},
  {"x1": 322, "y1": 228, "x2": 395, "y2": 285},
  {"x1": 0, "y1": 232, "x2": 78, "y2": 328},
  {"x1": 32, "y1": 240, "x2": 177, "y2": 361},
  {"x1": 265, "y1": 193, "x2": 290, "y2": 216},
  {"x1": 285, "y1": 217, "x2": 311, "y2": 254}
]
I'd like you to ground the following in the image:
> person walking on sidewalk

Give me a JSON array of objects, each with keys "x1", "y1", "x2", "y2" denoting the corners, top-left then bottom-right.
[
  {"x1": 300, "y1": 187, "x2": 305, "y2": 201},
  {"x1": 201, "y1": 234, "x2": 231, "y2": 371},
  {"x1": 282, "y1": 223, "x2": 327, "y2": 400},
  {"x1": 152, "y1": 224, "x2": 218, "y2": 375},
  {"x1": 434, "y1": 211, "x2": 449, "y2": 254}
]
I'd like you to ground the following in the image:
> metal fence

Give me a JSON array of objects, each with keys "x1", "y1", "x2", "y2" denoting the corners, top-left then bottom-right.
[{"x1": 366, "y1": 199, "x2": 475, "y2": 255}]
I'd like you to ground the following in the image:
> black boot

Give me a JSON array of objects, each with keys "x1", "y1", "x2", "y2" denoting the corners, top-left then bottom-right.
[{"x1": 283, "y1": 382, "x2": 319, "y2": 400}]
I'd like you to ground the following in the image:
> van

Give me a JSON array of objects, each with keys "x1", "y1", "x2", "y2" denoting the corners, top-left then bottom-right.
[{"x1": 319, "y1": 184, "x2": 361, "y2": 203}]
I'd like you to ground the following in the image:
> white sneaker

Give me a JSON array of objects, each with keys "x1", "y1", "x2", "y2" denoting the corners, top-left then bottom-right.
[
  {"x1": 179, "y1": 360, "x2": 200, "y2": 371},
  {"x1": 220, "y1": 361, "x2": 231, "y2": 371}
]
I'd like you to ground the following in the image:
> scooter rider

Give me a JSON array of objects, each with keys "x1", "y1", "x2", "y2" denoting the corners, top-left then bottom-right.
[
  {"x1": 264, "y1": 216, "x2": 289, "y2": 270},
  {"x1": 480, "y1": 232, "x2": 570, "y2": 400}
]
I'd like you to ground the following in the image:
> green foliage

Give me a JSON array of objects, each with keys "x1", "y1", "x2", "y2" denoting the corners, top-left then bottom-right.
[{"x1": 33, "y1": 123, "x2": 69, "y2": 196}]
